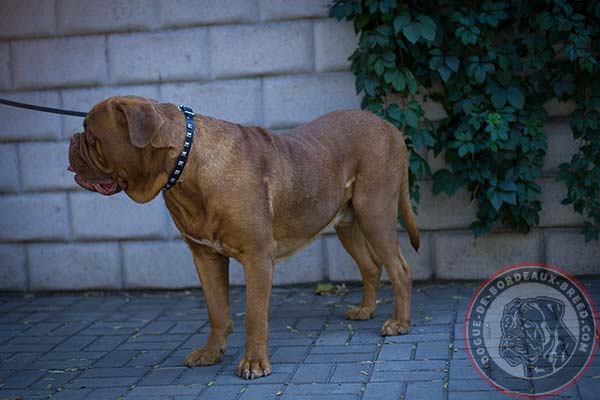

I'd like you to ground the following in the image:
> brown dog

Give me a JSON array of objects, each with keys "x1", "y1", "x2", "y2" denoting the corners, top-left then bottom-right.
[{"x1": 68, "y1": 96, "x2": 419, "y2": 379}]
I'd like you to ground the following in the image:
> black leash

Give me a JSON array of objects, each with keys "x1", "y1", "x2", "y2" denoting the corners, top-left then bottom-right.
[{"x1": 0, "y1": 97, "x2": 87, "y2": 117}]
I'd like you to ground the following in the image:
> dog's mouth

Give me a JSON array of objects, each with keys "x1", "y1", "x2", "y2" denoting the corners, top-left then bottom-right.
[{"x1": 68, "y1": 165, "x2": 122, "y2": 196}]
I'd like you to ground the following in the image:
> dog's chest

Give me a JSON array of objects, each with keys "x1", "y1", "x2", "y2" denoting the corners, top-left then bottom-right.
[{"x1": 183, "y1": 233, "x2": 225, "y2": 253}]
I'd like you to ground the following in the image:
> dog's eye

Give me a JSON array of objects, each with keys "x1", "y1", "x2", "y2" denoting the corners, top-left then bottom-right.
[{"x1": 85, "y1": 130, "x2": 96, "y2": 145}]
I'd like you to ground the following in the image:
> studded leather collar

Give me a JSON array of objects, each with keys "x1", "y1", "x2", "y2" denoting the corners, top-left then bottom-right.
[{"x1": 163, "y1": 105, "x2": 195, "y2": 190}]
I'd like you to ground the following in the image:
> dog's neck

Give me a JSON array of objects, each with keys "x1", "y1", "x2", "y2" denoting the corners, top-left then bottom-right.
[{"x1": 162, "y1": 105, "x2": 195, "y2": 191}]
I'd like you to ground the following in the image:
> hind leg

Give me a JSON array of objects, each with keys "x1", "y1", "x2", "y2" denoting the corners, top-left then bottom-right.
[
  {"x1": 353, "y1": 195, "x2": 413, "y2": 335},
  {"x1": 335, "y1": 217, "x2": 382, "y2": 320}
]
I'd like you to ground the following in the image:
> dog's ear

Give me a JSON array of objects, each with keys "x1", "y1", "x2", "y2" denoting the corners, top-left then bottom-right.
[{"x1": 117, "y1": 97, "x2": 178, "y2": 149}]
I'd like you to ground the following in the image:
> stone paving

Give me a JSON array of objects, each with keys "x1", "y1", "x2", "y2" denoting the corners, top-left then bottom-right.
[{"x1": 0, "y1": 280, "x2": 598, "y2": 400}]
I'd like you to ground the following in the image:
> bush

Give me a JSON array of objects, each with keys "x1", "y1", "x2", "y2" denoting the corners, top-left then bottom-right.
[{"x1": 330, "y1": 0, "x2": 600, "y2": 241}]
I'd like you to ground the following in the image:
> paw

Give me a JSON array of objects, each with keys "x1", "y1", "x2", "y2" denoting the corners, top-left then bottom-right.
[
  {"x1": 380, "y1": 319, "x2": 411, "y2": 336},
  {"x1": 184, "y1": 346, "x2": 224, "y2": 366},
  {"x1": 236, "y1": 356, "x2": 272, "y2": 379},
  {"x1": 345, "y1": 305, "x2": 375, "y2": 320}
]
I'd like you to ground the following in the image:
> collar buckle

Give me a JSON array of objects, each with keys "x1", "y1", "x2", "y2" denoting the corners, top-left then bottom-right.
[{"x1": 179, "y1": 104, "x2": 194, "y2": 118}]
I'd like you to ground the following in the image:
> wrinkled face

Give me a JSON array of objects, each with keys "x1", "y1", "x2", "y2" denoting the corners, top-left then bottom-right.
[
  {"x1": 500, "y1": 302, "x2": 545, "y2": 366},
  {"x1": 68, "y1": 96, "x2": 181, "y2": 203},
  {"x1": 499, "y1": 297, "x2": 571, "y2": 368}
]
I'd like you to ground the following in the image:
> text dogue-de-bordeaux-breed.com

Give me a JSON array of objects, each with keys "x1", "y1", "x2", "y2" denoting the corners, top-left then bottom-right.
[{"x1": 68, "y1": 95, "x2": 420, "y2": 379}]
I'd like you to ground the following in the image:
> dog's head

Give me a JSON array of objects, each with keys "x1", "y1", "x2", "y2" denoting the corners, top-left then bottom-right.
[
  {"x1": 499, "y1": 296, "x2": 575, "y2": 373},
  {"x1": 68, "y1": 96, "x2": 184, "y2": 203}
]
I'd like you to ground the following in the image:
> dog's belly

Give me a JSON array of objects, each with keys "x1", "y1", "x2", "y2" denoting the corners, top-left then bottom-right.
[
  {"x1": 274, "y1": 206, "x2": 347, "y2": 261},
  {"x1": 273, "y1": 186, "x2": 354, "y2": 261}
]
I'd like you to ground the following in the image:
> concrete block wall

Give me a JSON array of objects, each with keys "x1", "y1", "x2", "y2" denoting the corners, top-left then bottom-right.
[{"x1": 0, "y1": 1, "x2": 597, "y2": 291}]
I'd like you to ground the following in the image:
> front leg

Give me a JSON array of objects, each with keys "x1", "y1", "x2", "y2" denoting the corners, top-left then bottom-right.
[
  {"x1": 184, "y1": 241, "x2": 232, "y2": 366},
  {"x1": 236, "y1": 251, "x2": 274, "y2": 379}
]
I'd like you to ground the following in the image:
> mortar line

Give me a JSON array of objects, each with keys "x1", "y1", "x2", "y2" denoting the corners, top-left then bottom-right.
[{"x1": 443, "y1": 292, "x2": 461, "y2": 400}]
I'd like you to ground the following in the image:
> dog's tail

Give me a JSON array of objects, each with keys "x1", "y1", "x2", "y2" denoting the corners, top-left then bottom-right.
[{"x1": 399, "y1": 160, "x2": 420, "y2": 252}]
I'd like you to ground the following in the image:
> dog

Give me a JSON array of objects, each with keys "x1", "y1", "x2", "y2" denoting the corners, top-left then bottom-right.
[{"x1": 68, "y1": 95, "x2": 419, "y2": 379}]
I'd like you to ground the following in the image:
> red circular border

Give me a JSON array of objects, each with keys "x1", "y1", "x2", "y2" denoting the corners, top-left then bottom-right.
[{"x1": 462, "y1": 262, "x2": 599, "y2": 399}]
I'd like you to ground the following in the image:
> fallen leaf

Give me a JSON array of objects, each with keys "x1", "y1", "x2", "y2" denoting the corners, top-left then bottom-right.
[
  {"x1": 315, "y1": 283, "x2": 334, "y2": 295},
  {"x1": 314, "y1": 283, "x2": 348, "y2": 296}
]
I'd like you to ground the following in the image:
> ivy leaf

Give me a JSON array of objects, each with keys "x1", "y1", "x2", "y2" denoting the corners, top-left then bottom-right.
[
  {"x1": 393, "y1": 15, "x2": 411, "y2": 34},
  {"x1": 355, "y1": 14, "x2": 371, "y2": 30},
  {"x1": 379, "y1": 0, "x2": 396, "y2": 13},
  {"x1": 433, "y1": 169, "x2": 461, "y2": 196},
  {"x1": 407, "y1": 74, "x2": 418, "y2": 94},
  {"x1": 491, "y1": 90, "x2": 507, "y2": 109},
  {"x1": 374, "y1": 59, "x2": 385, "y2": 76},
  {"x1": 490, "y1": 191, "x2": 504, "y2": 211},
  {"x1": 458, "y1": 144, "x2": 470, "y2": 158},
  {"x1": 417, "y1": 15, "x2": 437, "y2": 41},
  {"x1": 582, "y1": 223, "x2": 600, "y2": 242},
  {"x1": 405, "y1": 108, "x2": 420, "y2": 128},
  {"x1": 402, "y1": 22, "x2": 421, "y2": 44},
  {"x1": 384, "y1": 69, "x2": 406, "y2": 91},
  {"x1": 501, "y1": 191, "x2": 517, "y2": 205},
  {"x1": 429, "y1": 56, "x2": 443, "y2": 70},
  {"x1": 387, "y1": 104, "x2": 403, "y2": 124},
  {"x1": 438, "y1": 66, "x2": 452, "y2": 83},
  {"x1": 498, "y1": 180, "x2": 517, "y2": 191},
  {"x1": 363, "y1": 77, "x2": 378, "y2": 96},
  {"x1": 506, "y1": 87, "x2": 525, "y2": 109},
  {"x1": 445, "y1": 56, "x2": 460, "y2": 72}
]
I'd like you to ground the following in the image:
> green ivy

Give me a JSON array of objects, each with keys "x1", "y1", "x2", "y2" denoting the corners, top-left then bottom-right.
[{"x1": 330, "y1": 0, "x2": 600, "y2": 240}]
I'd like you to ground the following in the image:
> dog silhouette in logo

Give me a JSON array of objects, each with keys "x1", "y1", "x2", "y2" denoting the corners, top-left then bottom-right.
[{"x1": 499, "y1": 296, "x2": 576, "y2": 378}]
